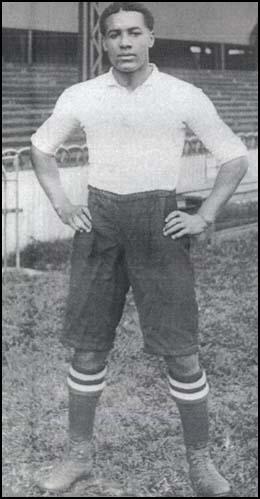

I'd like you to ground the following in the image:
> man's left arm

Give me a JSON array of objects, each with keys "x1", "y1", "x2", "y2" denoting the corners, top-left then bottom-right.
[
  {"x1": 197, "y1": 155, "x2": 248, "y2": 224},
  {"x1": 163, "y1": 89, "x2": 249, "y2": 239}
]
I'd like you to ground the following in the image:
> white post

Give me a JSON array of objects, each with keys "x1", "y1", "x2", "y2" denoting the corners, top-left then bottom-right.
[
  {"x1": 14, "y1": 155, "x2": 20, "y2": 270},
  {"x1": 2, "y1": 167, "x2": 8, "y2": 273}
]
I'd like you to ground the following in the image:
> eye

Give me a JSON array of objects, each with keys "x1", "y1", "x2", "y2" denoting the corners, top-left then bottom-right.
[{"x1": 109, "y1": 33, "x2": 119, "y2": 39}]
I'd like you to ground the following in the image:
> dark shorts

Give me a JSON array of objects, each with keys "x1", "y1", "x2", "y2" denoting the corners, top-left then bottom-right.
[{"x1": 62, "y1": 185, "x2": 199, "y2": 356}]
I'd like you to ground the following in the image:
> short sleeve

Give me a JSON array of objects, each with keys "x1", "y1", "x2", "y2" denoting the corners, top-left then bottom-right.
[
  {"x1": 184, "y1": 88, "x2": 248, "y2": 165},
  {"x1": 31, "y1": 88, "x2": 80, "y2": 155}
]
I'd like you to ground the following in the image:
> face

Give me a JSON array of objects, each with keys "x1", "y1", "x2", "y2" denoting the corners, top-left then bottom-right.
[{"x1": 103, "y1": 10, "x2": 155, "y2": 73}]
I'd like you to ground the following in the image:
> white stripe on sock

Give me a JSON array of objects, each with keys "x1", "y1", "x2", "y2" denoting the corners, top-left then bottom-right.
[
  {"x1": 67, "y1": 377, "x2": 106, "y2": 393},
  {"x1": 168, "y1": 370, "x2": 207, "y2": 390},
  {"x1": 169, "y1": 383, "x2": 209, "y2": 402},
  {"x1": 69, "y1": 365, "x2": 107, "y2": 382}
]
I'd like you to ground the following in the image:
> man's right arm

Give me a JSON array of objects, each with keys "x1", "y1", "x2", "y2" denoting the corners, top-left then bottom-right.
[{"x1": 31, "y1": 144, "x2": 92, "y2": 233}]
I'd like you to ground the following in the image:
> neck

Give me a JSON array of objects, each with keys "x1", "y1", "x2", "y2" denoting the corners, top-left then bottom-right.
[{"x1": 112, "y1": 63, "x2": 153, "y2": 90}]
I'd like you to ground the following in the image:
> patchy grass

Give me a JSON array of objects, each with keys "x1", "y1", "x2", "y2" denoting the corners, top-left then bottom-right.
[{"x1": 2, "y1": 231, "x2": 258, "y2": 497}]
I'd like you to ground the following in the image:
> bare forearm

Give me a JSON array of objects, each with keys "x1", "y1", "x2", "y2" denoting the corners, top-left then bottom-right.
[
  {"x1": 30, "y1": 144, "x2": 70, "y2": 209},
  {"x1": 30, "y1": 144, "x2": 92, "y2": 232},
  {"x1": 198, "y1": 156, "x2": 249, "y2": 222}
]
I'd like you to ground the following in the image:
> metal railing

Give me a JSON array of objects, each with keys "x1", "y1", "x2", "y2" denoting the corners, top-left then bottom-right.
[
  {"x1": 2, "y1": 150, "x2": 22, "y2": 273},
  {"x1": 184, "y1": 132, "x2": 258, "y2": 155},
  {"x1": 2, "y1": 144, "x2": 88, "y2": 272}
]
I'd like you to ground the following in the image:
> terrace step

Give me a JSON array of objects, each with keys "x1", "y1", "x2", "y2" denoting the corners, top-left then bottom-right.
[{"x1": 2, "y1": 65, "x2": 258, "y2": 150}]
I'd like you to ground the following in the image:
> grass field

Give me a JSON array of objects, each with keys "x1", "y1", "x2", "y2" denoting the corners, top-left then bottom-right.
[{"x1": 2, "y1": 231, "x2": 258, "y2": 497}]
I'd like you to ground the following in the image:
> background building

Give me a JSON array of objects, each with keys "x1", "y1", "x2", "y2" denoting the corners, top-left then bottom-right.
[{"x1": 2, "y1": 2, "x2": 258, "y2": 70}]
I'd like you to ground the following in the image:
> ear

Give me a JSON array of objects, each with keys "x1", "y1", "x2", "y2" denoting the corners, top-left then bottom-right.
[
  {"x1": 102, "y1": 37, "x2": 108, "y2": 52},
  {"x1": 148, "y1": 31, "x2": 155, "y2": 49}
]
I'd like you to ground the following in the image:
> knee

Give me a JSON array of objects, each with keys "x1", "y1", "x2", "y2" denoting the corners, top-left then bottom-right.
[
  {"x1": 165, "y1": 353, "x2": 201, "y2": 377},
  {"x1": 72, "y1": 349, "x2": 109, "y2": 373}
]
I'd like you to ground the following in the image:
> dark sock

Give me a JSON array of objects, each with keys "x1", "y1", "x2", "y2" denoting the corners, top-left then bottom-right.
[
  {"x1": 177, "y1": 398, "x2": 209, "y2": 449},
  {"x1": 168, "y1": 369, "x2": 210, "y2": 449},
  {"x1": 67, "y1": 364, "x2": 107, "y2": 443}
]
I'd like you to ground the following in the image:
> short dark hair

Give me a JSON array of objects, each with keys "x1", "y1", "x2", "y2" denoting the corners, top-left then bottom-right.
[{"x1": 100, "y1": 2, "x2": 155, "y2": 36}]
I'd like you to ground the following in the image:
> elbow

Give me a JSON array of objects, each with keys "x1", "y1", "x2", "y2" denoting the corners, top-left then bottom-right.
[
  {"x1": 238, "y1": 156, "x2": 249, "y2": 178},
  {"x1": 30, "y1": 143, "x2": 41, "y2": 158},
  {"x1": 30, "y1": 144, "x2": 43, "y2": 170},
  {"x1": 234, "y1": 156, "x2": 249, "y2": 185},
  {"x1": 30, "y1": 144, "x2": 36, "y2": 168},
  {"x1": 222, "y1": 155, "x2": 249, "y2": 178},
  {"x1": 30, "y1": 143, "x2": 54, "y2": 164},
  {"x1": 30, "y1": 143, "x2": 47, "y2": 171}
]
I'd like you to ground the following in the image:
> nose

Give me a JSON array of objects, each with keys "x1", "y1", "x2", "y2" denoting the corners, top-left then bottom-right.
[{"x1": 120, "y1": 33, "x2": 132, "y2": 49}]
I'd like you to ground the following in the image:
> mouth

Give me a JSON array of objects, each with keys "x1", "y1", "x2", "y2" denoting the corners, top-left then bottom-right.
[{"x1": 118, "y1": 55, "x2": 136, "y2": 59}]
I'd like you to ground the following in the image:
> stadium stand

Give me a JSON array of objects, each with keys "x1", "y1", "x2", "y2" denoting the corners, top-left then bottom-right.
[{"x1": 2, "y1": 64, "x2": 258, "y2": 150}]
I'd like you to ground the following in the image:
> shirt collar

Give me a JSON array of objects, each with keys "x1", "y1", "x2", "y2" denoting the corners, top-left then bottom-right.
[{"x1": 105, "y1": 63, "x2": 160, "y2": 89}]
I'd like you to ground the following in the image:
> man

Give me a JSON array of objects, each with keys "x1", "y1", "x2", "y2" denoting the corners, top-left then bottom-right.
[{"x1": 31, "y1": 2, "x2": 249, "y2": 496}]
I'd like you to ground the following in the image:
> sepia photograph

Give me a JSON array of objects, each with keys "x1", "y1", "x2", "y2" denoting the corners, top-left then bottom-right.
[{"x1": 2, "y1": 2, "x2": 258, "y2": 497}]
